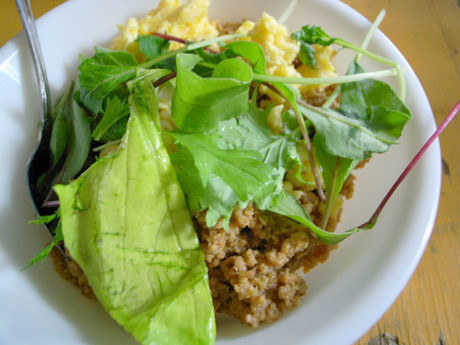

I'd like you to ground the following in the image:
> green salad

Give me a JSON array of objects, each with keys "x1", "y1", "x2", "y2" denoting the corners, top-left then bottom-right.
[{"x1": 25, "y1": 4, "x2": 421, "y2": 345}]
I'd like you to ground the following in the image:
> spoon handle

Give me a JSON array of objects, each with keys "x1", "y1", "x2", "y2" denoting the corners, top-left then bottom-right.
[{"x1": 15, "y1": 0, "x2": 51, "y2": 123}]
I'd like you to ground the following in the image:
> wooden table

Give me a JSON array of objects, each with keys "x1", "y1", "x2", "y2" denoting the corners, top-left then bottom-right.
[{"x1": 1, "y1": 1, "x2": 458, "y2": 344}]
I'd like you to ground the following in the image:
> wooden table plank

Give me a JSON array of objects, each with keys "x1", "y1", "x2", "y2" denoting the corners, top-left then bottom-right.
[
  {"x1": 1, "y1": 1, "x2": 459, "y2": 345},
  {"x1": 343, "y1": 1, "x2": 460, "y2": 345}
]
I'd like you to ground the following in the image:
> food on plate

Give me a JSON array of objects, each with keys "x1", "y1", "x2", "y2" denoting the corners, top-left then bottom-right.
[{"x1": 25, "y1": 0, "x2": 418, "y2": 344}]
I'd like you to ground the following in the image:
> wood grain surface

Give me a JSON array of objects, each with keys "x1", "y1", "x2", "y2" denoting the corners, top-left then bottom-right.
[{"x1": 1, "y1": 1, "x2": 458, "y2": 344}]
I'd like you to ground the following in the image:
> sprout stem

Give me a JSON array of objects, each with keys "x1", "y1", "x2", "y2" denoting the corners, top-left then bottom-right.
[
  {"x1": 263, "y1": 82, "x2": 326, "y2": 201},
  {"x1": 358, "y1": 101, "x2": 460, "y2": 229},
  {"x1": 254, "y1": 68, "x2": 398, "y2": 85},
  {"x1": 278, "y1": 0, "x2": 298, "y2": 25}
]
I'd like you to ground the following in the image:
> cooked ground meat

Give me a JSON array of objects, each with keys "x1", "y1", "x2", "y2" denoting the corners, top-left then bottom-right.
[
  {"x1": 194, "y1": 173, "x2": 351, "y2": 327},
  {"x1": 50, "y1": 248, "x2": 94, "y2": 299}
]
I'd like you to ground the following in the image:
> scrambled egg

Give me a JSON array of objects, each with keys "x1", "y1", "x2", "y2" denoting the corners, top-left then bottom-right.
[
  {"x1": 110, "y1": 0, "x2": 218, "y2": 55},
  {"x1": 297, "y1": 45, "x2": 337, "y2": 96},
  {"x1": 110, "y1": 0, "x2": 336, "y2": 132},
  {"x1": 236, "y1": 13, "x2": 301, "y2": 79}
]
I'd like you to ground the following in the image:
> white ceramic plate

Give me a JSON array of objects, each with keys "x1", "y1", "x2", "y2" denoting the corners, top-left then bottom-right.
[{"x1": 0, "y1": 0, "x2": 440, "y2": 344}]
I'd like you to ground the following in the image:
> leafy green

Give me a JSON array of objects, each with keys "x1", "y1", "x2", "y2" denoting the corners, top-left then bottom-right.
[
  {"x1": 22, "y1": 223, "x2": 63, "y2": 270},
  {"x1": 292, "y1": 25, "x2": 335, "y2": 68},
  {"x1": 292, "y1": 25, "x2": 336, "y2": 47},
  {"x1": 213, "y1": 100, "x2": 299, "y2": 169},
  {"x1": 340, "y1": 62, "x2": 411, "y2": 139},
  {"x1": 59, "y1": 84, "x2": 92, "y2": 184},
  {"x1": 300, "y1": 104, "x2": 402, "y2": 160},
  {"x1": 49, "y1": 84, "x2": 73, "y2": 167},
  {"x1": 28, "y1": 211, "x2": 59, "y2": 224},
  {"x1": 300, "y1": 62, "x2": 411, "y2": 160},
  {"x1": 78, "y1": 48, "x2": 138, "y2": 114},
  {"x1": 170, "y1": 132, "x2": 283, "y2": 205},
  {"x1": 137, "y1": 35, "x2": 170, "y2": 60},
  {"x1": 55, "y1": 80, "x2": 215, "y2": 345},
  {"x1": 314, "y1": 136, "x2": 359, "y2": 227},
  {"x1": 171, "y1": 54, "x2": 253, "y2": 132},
  {"x1": 269, "y1": 191, "x2": 373, "y2": 245},
  {"x1": 170, "y1": 94, "x2": 300, "y2": 227},
  {"x1": 91, "y1": 96, "x2": 129, "y2": 141},
  {"x1": 225, "y1": 41, "x2": 266, "y2": 74}
]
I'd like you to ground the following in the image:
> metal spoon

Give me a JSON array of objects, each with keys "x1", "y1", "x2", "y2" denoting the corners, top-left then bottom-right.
[{"x1": 16, "y1": 0, "x2": 63, "y2": 250}]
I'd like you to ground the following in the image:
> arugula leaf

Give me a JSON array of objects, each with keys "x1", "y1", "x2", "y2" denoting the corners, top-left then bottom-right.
[
  {"x1": 92, "y1": 96, "x2": 129, "y2": 141},
  {"x1": 298, "y1": 42, "x2": 317, "y2": 69},
  {"x1": 55, "y1": 80, "x2": 215, "y2": 345},
  {"x1": 78, "y1": 48, "x2": 138, "y2": 114},
  {"x1": 292, "y1": 25, "x2": 335, "y2": 68},
  {"x1": 269, "y1": 191, "x2": 371, "y2": 245},
  {"x1": 292, "y1": 25, "x2": 336, "y2": 47},
  {"x1": 299, "y1": 61, "x2": 411, "y2": 160},
  {"x1": 22, "y1": 223, "x2": 63, "y2": 270},
  {"x1": 28, "y1": 211, "x2": 59, "y2": 224},
  {"x1": 49, "y1": 84, "x2": 73, "y2": 167},
  {"x1": 59, "y1": 83, "x2": 92, "y2": 184},
  {"x1": 301, "y1": 104, "x2": 400, "y2": 160},
  {"x1": 314, "y1": 136, "x2": 359, "y2": 227},
  {"x1": 172, "y1": 54, "x2": 253, "y2": 132},
  {"x1": 136, "y1": 35, "x2": 170, "y2": 60},
  {"x1": 225, "y1": 41, "x2": 267, "y2": 74},
  {"x1": 340, "y1": 61, "x2": 411, "y2": 141}
]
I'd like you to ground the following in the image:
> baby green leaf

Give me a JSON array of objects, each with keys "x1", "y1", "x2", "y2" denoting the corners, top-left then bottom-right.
[
  {"x1": 91, "y1": 96, "x2": 129, "y2": 141},
  {"x1": 78, "y1": 48, "x2": 138, "y2": 114},
  {"x1": 314, "y1": 136, "x2": 359, "y2": 227},
  {"x1": 292, "y1": 25, "x2": 336, "y2": 46},
  {"x1": 225, "y1": 41, "x2": 267, "y2": 74},
  {"x1": 340, "y1": 61, "x2": 411, "y2": 142},
  {"x1": 28, "y1": 211, "x2": 59, "y2": 224},
  {"x1": 59, "y1": 84, "x2": 91, "y2": 184},
  {"x1": 269, "y1": 194, "x2": 362, "y2": 245},
  {"x1": 55, "y1": 80, "x2": 215, "y2": 345},
  {"x1": 292, "y1": 25, "x2": 336, "y2": 68},
  {"x1": 22, "y1": 222, "x2": 63, "y2": 270},
  {"x1": 172, "y1": 54, "x2": 252, "y2": 132},
  {"x1": 170, "y1": 132, "x2": 282, "y2": 205},
  {"x1": 136, "y1": 35, "x2": 170, "y2": 60},
  {"x1": 49, "y1": 84, "x2": 73, "y2": 167},
  {"x1": 170, "y1": 98, "x2": 298, "y2": 227},
  {"x1": 300, "y1": 103, "x2": 399, "y2": 160},
  {"x1": 213, "y1": 103, "x2": 300, "y2": 169}
]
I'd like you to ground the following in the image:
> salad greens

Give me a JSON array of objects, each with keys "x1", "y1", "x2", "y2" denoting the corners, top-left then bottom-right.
[
  {"x1": 27, "y1": 8, "x2": 454, "y2": 345},
  {"x1": 55, "y1": 77, "x2": 215, "y2": 345},
  {"x1": 30, "y1": 22, "x2": 415, "y2": 255}
]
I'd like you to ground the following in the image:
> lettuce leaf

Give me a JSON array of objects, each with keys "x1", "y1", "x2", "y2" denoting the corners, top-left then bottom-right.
[{"x1": 55, "y1": 78, "x2": 215, "y2": 345}]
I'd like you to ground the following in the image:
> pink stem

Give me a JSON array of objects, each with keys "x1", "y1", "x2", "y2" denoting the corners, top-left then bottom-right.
[
  {"x1": 358, "y1": 101, "x2": 460, "y2": 229},
  {"x1": 150, "y1": 32, "x2": 216, "y2": 53},
  {"x1": 153, "y1": 71, "x2": 177, "y2": 87}
]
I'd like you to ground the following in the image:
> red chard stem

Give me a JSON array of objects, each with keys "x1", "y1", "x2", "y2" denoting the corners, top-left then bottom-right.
[{"x1": 358, "y1": 101, "x2": 460, "y2": 229}]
